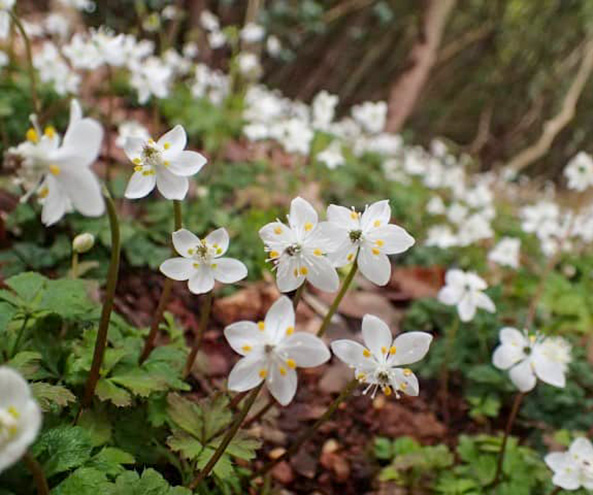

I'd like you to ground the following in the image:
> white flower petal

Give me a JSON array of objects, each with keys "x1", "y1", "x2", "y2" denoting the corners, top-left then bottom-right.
[
  {"x1": 266, "y1": 361, "x2": 298, "y2": 406},
  {"x1": 206, "y1": 228, "x2": 229, "y2": 255},
  {"x1": 444, "y1": 269, "x2": 466, "y2": 287},
  {"x1": 361, "y1": 314, "x2": 393, "y2": 359},
  {"x1": 156, "y1": 168, "x2": 188, "y2": 200},
  {"x1": 40, "y1": 177, "x2": 70, "y2": 226},
  {"x1": 361, "y1": 200, "x2": 391, "y2": 231},
  {"x1": 57, "y1": 167, "x2": 105, "y2": 217},
  {"x1": 390, "y1": 332, "x2": 433, "y2": 366},
  {"x1": 392, "y1": 368, "x2": 420, "y2": 396},
  {"x1": 57, "y1": 118, "x2": 103, "y2": 169},
  {"x1": 545, "y1": 452, "x2": 570, "y2": 472},
  {"x1": 367, "y1": 224, "x2": 415, "y2": 255},
  {"x1": 289, "y1": 197, "x2": 318, "y2": 236},
  {"x1": 307, "y1": 221, "x2": 348, "y2": 252},
  {"x1": 188, "y1": 265, "x2": 215, "y2": 294},
  {"x1": 259, "y1": 221, "x2": 295, "y2": 248},
  {"x1": 275, "y1": 257, "x2": 305, "y2": 293},
  {"x1": 172, "y1": 229, "x2": 200, "y2": 258},
  {"x1": 228, "y1": 355, "x2": 266, "y2": 392},
  {"x1": 437, "y1": 285, "x2": 463, "y2": 306},
  {"x1": 303, "y1": 255, "x2": 339, "y2": 292},
  {"x1": 474, "y1": 291, "x2": 496, "y2": 313},
  {"x1": 532, "y1": 351, "x2": 566, "y2": 388},
  {"x1": 331, "y1": 339, "x2": 368, "y2": 369},
  {"x1": 552, "y1": 470, "x2": 580, "y2": 490},
  {"x1": 492, "y1": 345, "x2": 524, "y2": 370},
  {"x1": 160, "y1": 257, "x2": 194, "y2": 281},
  {"x1": 125, "y1": 170, "x2": 156, "y2": 199},
  {"x1": 264, "y1": 296, "x2": 295, "y2": 344},
  {"x1": 499, "y1": 327, "x2": 527, "y2": 347},
  {"x1": 213, "y1": 258, "x2": 247, "y2": 284},
  {"x1": 279, "y1": 333, "x2": 330, "y2": 367},
  {"x1": 358, "y1": 246, "x2": 391, "y2": 286},
  {"x1": 158, "y1": 125, "x2": 187, "y2": 156},
  {"x1": 569, "y1": 437, "x2": 593, "y2": 459},
  {"x1": 327, "y1": 204, "x2": 359, "y2": 230},
  {"x1": 509, "y1": 359, "x2": 537, "y2": 392},
  {"x1": 457, "y1": 294, "x2": 477, "y2": 322},
  {"x1": 124, "y1": 136, "x2": 146, "y2": 162},
  {"x1": 224, "y1": 322, "x2": 265, "y2": 356},
  {"x1": 167, "y1": 150, "x2": 207, "y2": 177}
]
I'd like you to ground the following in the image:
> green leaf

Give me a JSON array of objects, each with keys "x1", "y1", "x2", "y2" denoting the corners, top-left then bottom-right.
[
  {"x1": 374, "y1": 437, "x2": 394, "y2": 460},
  {"x1": 214, "y1": 430, "x2": 260, "y2": 461},
  {"x1": 39, "y1": 278, "x2": 95, "y2": 319},
  {"x1": 33, "y1": 425, "x2": 93, "y2": 477},
  {"x1": 88, "y1": 447, "x2": 135, "y2": 477},
  {"x1": 167, "y1": 429, "x2": 204, "y2": 460},
  {"x1": 96, "y1": 379, "x2": 133, "y2": 407},
  {"x1": 110, "y1": 469, "x2": 191, "y2": 495},
  {"x1": 166, "y1": 394, "x2": 205, "y2": 438},
  {"x1": 30, "y1": 382, "x2": 76, "y2": 411},
  {"x1": 0, "y1": 302, "x2": 17, "y2": 331},
  {"x1": 52, "y1": 467, "x2": 111, "y2": 495},
  {"x1": 111, "y1": 369, "x2": 170, "y2": 397},
  {"x1": 7, "y1": 351, "x2": 42, "y2": 378},
  {"x1": 196, "y1": 448, "x2": 234, "y2": 480},
  {"x1": 78, "y1": 408, "x2": 112, "y2": 447}
]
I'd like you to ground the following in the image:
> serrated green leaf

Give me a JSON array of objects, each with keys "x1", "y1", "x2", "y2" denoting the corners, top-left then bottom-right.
[
  {"x1": 7, "y1": 351, "x2": 42, "y2": 378},
  {"x1": 0, "y1": 302, "x2": 17, "y2": 331},
  {"x1": 166, "y1": 394, "x2": 204, "y2": 438},
  {"x1": 196, "y1": 448, "x2": 234, "y2": 480},
  {"x1": 111, "y1": 369, "x2": 169, "y2": 397},
  {"x1": 167, "y1": 429, "x2": 204, "y2": 460},
  {"x1": 30, "y1": 382, "x2": 76, "y2": 411},
  {"x1": 33, "y1": 425, "x2": 93, "y2": 477},
  {"x1": 88, "y1": 447, "x2": 135, "y2": 477},
  {"x1": 78, "y1": 408, "x2": 112, "y2": 446},
  {"x1": 96, "y1": 379, "x2": 132, "y2": 407},
  {"x1": 111, "y1": 468, "x2": 191, "y2": 495},
  {"x1": 52, "y1": 467, "x2": 111, "y2": 495}
]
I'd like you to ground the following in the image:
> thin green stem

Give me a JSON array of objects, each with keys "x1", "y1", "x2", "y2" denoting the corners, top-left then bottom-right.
[
  {"x1": 440, "y1": 316, "x2": 460, "y2": 425},
  {"x1": 81, "y1": 189, "x2": 121, "y2": 410},
  {"x1": 9, "y1": 11, "x2": 40, "y2": 115},
  {"x1": 183, "y1": 290, "x2": 214, "y2": 378},
  {"x1": 189, "y1": 383, "x2": 263, "y2": 489},
  {"x1": 11, "y1": 314, "x2": 30, "y2": 358},
  {"x1": 23, "y1": 451, "x2": 50, "y2": 495},
  {"x1": 252, "y1": 379, "x2": 358, "y2": 480},
  {"x1": 139, "y1": 200, "x2": 183, "y2": 364},
  {"x1": 242, "y1": 395, "x2": 275, "y2": 429},
  {"x1": 317, "y1": 261, "x2": 358, "y2": 337},
  {"x1": 291, "y1": 283, "x2": 305, "y2": 309},
  {"x1": 492, "y1": 392, "x2": 525, "y2": 489},
  {"x1": 71, "y1": 252, "x2": 79, "y2": 279}
]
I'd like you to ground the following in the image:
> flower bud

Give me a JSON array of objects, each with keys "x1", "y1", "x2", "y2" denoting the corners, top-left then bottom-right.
[{"x1": 73, "y1": 233, "x2": 95, "y2": 254}]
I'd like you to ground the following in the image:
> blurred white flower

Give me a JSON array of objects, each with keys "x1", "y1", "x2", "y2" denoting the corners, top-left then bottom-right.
[
  {"x1": 317, "y1": 141, "x2": 344, "y2": 169},
  {"x1": 129, "y1": 56, "x2": 172, "y2": 104},
  {"x1": 237, "y1": 52, "x2": 261, "y2": 78},
  {"x1": 115, "y1": 120, "x2": 151, "y2": 149},
  {"x1": 311, "y1": 90, "x2": 338, "y2": 131},
  {"x1": 546, "y1": 437, "x2": 593, "y2": 491},
  {"x1": 124, "y1": 125, "x2": 207, "y2": 200},
  {"x1": 488, "y1": 237, "x2": 520, "y2": 269},
  {"x1": 0, "y1": 0, "x2": 15, "y2": 40},
  {"x1": 492, "y1": 327, "x2": 570, "y2": 392},
  {"x1": 10, "y1": 100, "x2": 104, "y2": 226},
  {"x1": 34, "y1": 43, "x2": 80, "y2": 95},
  {"x1": 208, "y1": 30, "x2": 227, "y2": 49},
  {"x1": 0, "y1": 50, "x2": 7, "y2": 69},
  {"x1": 200, "y1": 10, "x2": 220, "y2": 32},
  {"x1": 259, "y1": 197, "x2": 341, "y2": 293},
  {"x1": 564, "y1": 152, "x2": 593, "y2": 192},
  {"x1": 240, "y1": 22, "x2": 265, "y2": 43},
  {"x1": 331, "y1": 315, "x2": 432, "y2": 398},
  {"x1": 0, "y1": 367, "x2": 42, "y2": 474},
  {"x1": 326, "y1": 200, "x2": 415, "y2": 286},
  {"x1": 426, "y1": 196, "x2": 446, "y2": 215},
  {"x1": 225, "y1": 296, "x2": 330, "y2": 405},
  {"x1": 266, "y1": 35, "x2": 282, "y2": 56},
  {"x1": 351, "y1": 101, "x2": 387, "y2": 134},
  {"x1": 160, "y1": 228, "x2": 247, "y2": 294},
  {"x1": 425, "y1": 225, "x2": 458, "y2": 249},
  {"x1": 44, "y1": 13, "x2": 70, "y2": 39},
  {"x1": 438, "y1": 269, "x2": 495, "y2": 322}
]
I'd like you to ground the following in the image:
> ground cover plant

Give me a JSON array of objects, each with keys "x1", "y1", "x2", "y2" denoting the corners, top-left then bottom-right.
[{"x1": 0, "y1": 1, "x2": 593, "y2": 494}]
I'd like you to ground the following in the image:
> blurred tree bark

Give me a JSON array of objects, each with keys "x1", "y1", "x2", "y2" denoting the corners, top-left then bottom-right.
[
  {"x1": 385, "y1": 0, "x2": 457, "y2": 133},
  {"x1": 506, "y1": 38, "x2": 593, "y2": 173}
]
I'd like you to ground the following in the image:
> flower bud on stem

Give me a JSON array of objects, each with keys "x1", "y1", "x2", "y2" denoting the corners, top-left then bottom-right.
[
  {"x1": 189, "y1": 382, "x2": 264, "y2": 489},
  {"x1": 251, "y1": 379, "x2": 358, "y2": 481},
  {"x1": 80, "y1": 189, "x2": 121, "y2": 413},
  {"x1": 317, "y1": 261, "x2": 358, "y2": 337},
  {"x1": 139, "y1": 200, "x2": 183, "y2": 364}
]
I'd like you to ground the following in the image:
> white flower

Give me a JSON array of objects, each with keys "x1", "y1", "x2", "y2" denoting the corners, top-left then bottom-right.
[
  {"x1": 0, "y1": 50, "x2": 8, "y2": 69},
  {"x1": 351, "y1": 101, "x2": 387, "y2": 134},
  {"x1": 564, "y1": 152, "x2": 593, "y2": 192},
  {"x1": 129, "y1": 56, "x2": 172, "y2": 104},
  {"x1": 425, "y1": 225, "x2": 459, "y2": 249},
  {"x1": 437, "y1": 269, "x2": 495, "y2": 322},
  {"x1": 545, "y1": 437, "x2": 593, "y2": 491},
  {"x1": 317, "y1": 141, "x2": 345, "y2": 169},
  {"x1": 200, "y1": 10, "x2": 220, "y2": 31},
  {"x1": 426, "y1": 196, "x2": 446, "y2": 215},
  {"x1": 10, "y1": 100, "x2": 104, "y2": 226},
  {"x1": 492, "y1": 327, "x2": 571, "y2": 392},
  {"x1": 124, "y1": 125, "x2": 207, "y2": 200},
  {"x1": 311, "y1": 90, "x2": 338, "y2": 131},
  {"x1": 276, "y1": 118, "x2": 314, "y2": 155},
  {"x1": 0, "y1": 0, "x2": 15, "y2": 40},
  {"x1": 0, "y1": 367, "x2": 42, "y2": 474},
  {"x1": 208, "y1": 30, "x2": 227, "y2": 49},
  {"x1": 331, "y1": 315, "x2": 432, "y2": 398},
  {"x1": 160, "y1": 228, "x2": 247, "y2": 294},
  {"x1": 259, "y1": 197, "x2": 341, "y2": 293},
  {"x1": 326, "y1": 200, "x2": 415, "y2": 286},
  {"x1": 34, "y1": 42, "x2": 81, "y2": 95},
  {"x1": 266, "y1": 35, "x2": 282, "y2": 56},
  {"x1": 237, "y1": 52, "x2": 261, "y2": 78},
  {"x1": 224, "y1": 296, "x2": 330, "y2": 405},
  {"x1": 488, "y1": 237, "x2": 521, "y2": 269},
  {"x1": 115, "y1": 120, "x2": 151, "y2": 149},
  {"x1": 240, "y1": 22, "x2": 265, "y2": 43}
]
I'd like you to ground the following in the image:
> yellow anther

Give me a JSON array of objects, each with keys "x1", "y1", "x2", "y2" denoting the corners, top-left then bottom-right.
[
  {"x1": 164, "y1": 160, "x2": 170, "y2": 167},
  {"x1": 142, "y1": 170, "x2": 154, "y2": 176},
  {"x1": 381, "y1": 346, "x2": 387, "y2": 354},
  {"x1": 274, "y1": 226, "x2": 283, "y2": 235},
  {"x1": 279, "y1": 367, "x2": 287, "y2": 376},
  {"x1": 44, "y1": 126, "x2": 56, "y2": 138},
  {"x1": 293, "y1": 268, "x2": 299, "y2": 277},
  {"x1": 372, "y1": 247, "x2": 380, "y2": 255},
  {"x1": 49, "y1": 164, "x2": 61, "y2": 176},
  {"x1": 286, "y1": 326, "x2": 294, "y2": 336},
  {"x1": 8, "y1": 406, "x2": 19, "y2": 419},
  {"x1": 375, "y1": 239, "x2": 385, "y2": 247},
  {"x1": 38, "y1": 187, "x2": 49, "y2": 199},
  {"x1": 347, "y1": 253, "x2": 354, "y2": 261},
  {"x1": 26, "y1": 128, "x2": 39, "y2": 143},
  {"x1": 259, "y1": 369, "x2": 267, "y2": 378},
  {"x1": 211, "y1": 263, "x2": 217, "y2": 269},
  {"x1": 314, "y1": 248, "x2": 322, "y2": 256},
  {"x1": 400, "y1": 382, "x2": 408, "y2": 390},
  {"x1": 193, "y1": 262, "x2": 199, "y2": 268},
  {"x1": 242, "y1": 345, "x2": 252, "y2": 353},
  {"x1": 363, "y1": 349, "x2": 371, "y2": 358},
  {"x1": 356, "y1": 372, "x2": 366, "y2": 381},
  {"x1": 403, "y1": 368, "x2": 412, "y2": 376},
  {"x1": 258, "y1": 321, "x2": 265, "y2": 331},
  {"x1": 389, "y1": 346, "x2": 397, "y2": 355},
  {"x1": 163, "y1": 142, "x2": 171, "y2": 150},
  {"x1": 304, "y1": 222, "x2": 313, "y2": 232},
  {"x1": 134, "y1": 165, "x2": 143, "y2": 172},
  {"x1": 270, "y1": 250, "x2": 280, "y2": 259},
  {"x1": 299, "y1": 266, "x2": 308, "y2": 275},
  {"x1": 187, "y1": 248, "x2": 195, "y2": 255},
  {"x1": 374, "y1": 220, "x2": 381, "y2": 227},
  {"x1": 383, "y1": 386, "x2": 392, "y2": 396},
  {"x1": 216, "y1": 248, "x2": 222, "y2": 254},
  {"x1": 287, "y1": 358, "x2": 296, "y2": 369},
  {"x1": 350, "y1": 211, "x2": 358, "y2": 220},
  {"x1": 529, "y1": 335, "x2": 536, "y2": 343},
  {"x1": 148, "y1": 138, "x2": 155, "y2": 145},
  {"x1": 133, "y1": 157, "x2": 142, "y2": 164}
]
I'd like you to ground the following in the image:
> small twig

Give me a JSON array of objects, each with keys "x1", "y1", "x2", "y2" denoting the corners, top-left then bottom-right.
[
  {"x1": 23, "y1": 451, "x2": 50, "y2": 495},
  {"x1": 492, "y1": 392, "x2": 525, "y2": 488}
]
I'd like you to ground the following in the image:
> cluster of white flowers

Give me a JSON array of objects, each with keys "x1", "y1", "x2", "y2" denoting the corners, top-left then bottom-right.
[
  {"x1": 438, "y1": 269, "x2": 496, "y2": 322},
  {"x1": 546, "y1": 437, "x2": 593, "y2": 491},
  {"x1": 259, "y1": 197, "x2": 414, "y2": 293}
]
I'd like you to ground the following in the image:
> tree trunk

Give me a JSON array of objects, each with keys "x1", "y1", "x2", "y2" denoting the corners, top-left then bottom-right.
[{"x1": 385, "y1": 0, "x2": 457, "y2": 133}]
